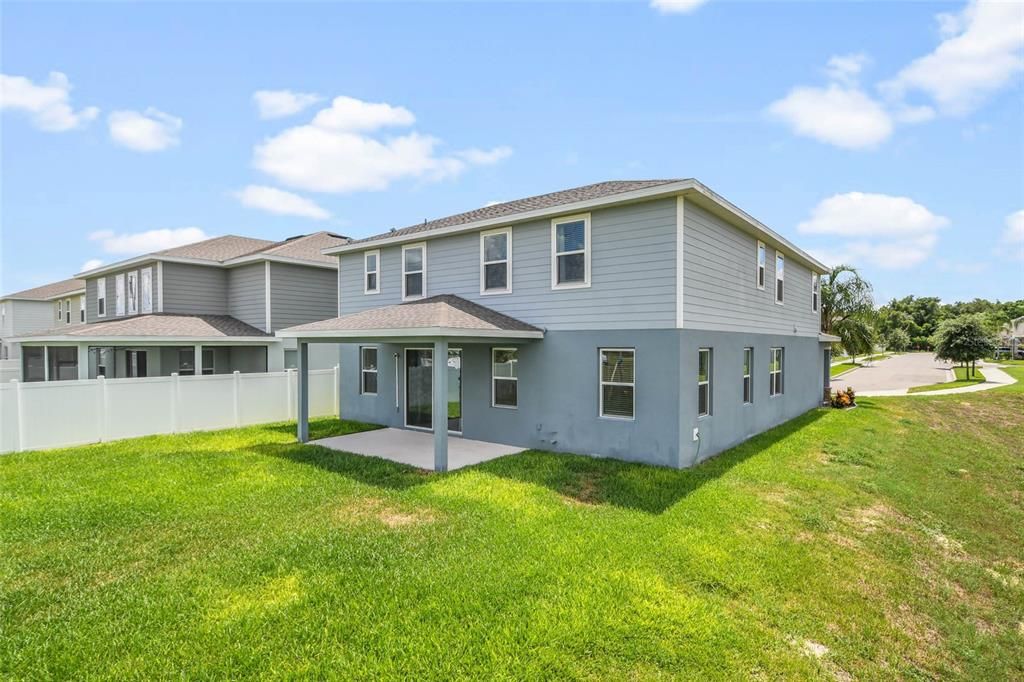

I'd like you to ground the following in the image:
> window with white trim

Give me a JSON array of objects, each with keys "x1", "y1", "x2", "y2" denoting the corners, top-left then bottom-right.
[
  {"x1": 96, "y1": 278, "x2": 106, "y2": 317},
  {"x1": 141, "y1": 267, "x2": 153, "y2": 313},
  {"x1": 57, "y1": 300, "x2": 63, "y2": 322},
  {"x1": 600, "y1": 348, "x2": 634, "y2": 419},
  {"x1": 481, "y1": 228, "x2": 511, "y2": 294},
  {"x1": 812, "y1": 273, "x2": 820, "y2": 313},
  {"x1": 770, "y1": 347, "x2": 784, "y2": 396},
  {"x1": 775, "y1": 252, "x2": 785, "y2": 304},
  {"x1": 552, "y1": 214, "x2": 590, "y2": 288},
  {"x1": 402, "y1": 243, "x2": 425, "y2": 300},
  {"x1": 742, "y1": 347, "x2": 753, "y2": 404},
  {"x1": 65, "y1": 299, "x2": 71, "y2": 324},
  {"x1": 115, "y1": 274, "x2": 125, "y2": 316},
  {"x1": 491, "y1": 348, "x2": 518, "y2": 408},
  {"x1": 698, "y1": 348, "x2": 712, "y2": 417},
  {"x1": 364, "y1": 250, "x2": 380, "y2": 294},
  {"x1": 757, "y1": 241, "x2": 766, "y2": 290},
  {"x1": 360, "y1": 346, "x2": 378, "y2": 394},
  {"x1": 126, "y1": 271, "x2": 139, "y2": 315},
  {"x1": 79, "y1": 295, "x2": 85, "y2": 322}
]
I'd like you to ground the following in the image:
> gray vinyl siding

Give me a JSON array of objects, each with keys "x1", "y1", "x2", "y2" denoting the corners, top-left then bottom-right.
[
  {"x1": 161, "y1": 263, "x2": 228, "y2": 315},
  {"x1": 268, "y1": 263, "x2": 337, "y2": 332},
  {"x1": 682, "y1": 202, "x2": 821, "y2": 337},
  {"x1": 85, "y1": 260, "x2": 160, "y2": 323},
  {"x1": 228, "y1": 263, "x2": 267, "y2": 331},
  {"x1": 11, "y1": 300, "x2": 55, "y2": 336},
  {"x1": 339, "y1": 198, "x2": 679, "y2": 330}
]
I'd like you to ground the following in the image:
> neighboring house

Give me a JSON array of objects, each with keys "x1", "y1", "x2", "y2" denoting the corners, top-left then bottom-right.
[
  {"x1": 998, "y1": 315, "x2": 1024, "y2": 356},
  {"x1": 279, "y1": 179, "x2": 838, "y2": 470},
  {"x1": 12, "y1": 232, "x2": 348, "y2": 381},
  {"x1": 0, "y1": 278, "x2": 87, "y2": 368}
]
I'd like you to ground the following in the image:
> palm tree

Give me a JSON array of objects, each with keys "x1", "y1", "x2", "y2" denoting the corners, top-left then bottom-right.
[{"x1": 821, "y1": 265, "x2": 875, "y2": 362}]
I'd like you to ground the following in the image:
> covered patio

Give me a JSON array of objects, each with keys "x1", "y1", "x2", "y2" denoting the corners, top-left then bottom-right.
[{"x1": 278, "y1": 294, "x2": 543, "y2": 472}]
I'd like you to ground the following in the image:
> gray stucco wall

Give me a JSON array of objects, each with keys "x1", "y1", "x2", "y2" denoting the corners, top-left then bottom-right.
[
  {"x1": 85, "y1": 261, "x2": 160, "y2": 323},
  {"x1": 682, "y1": 201, "x2": 821, "y2": 336},
  {"x1": 162, "y1": 263, "x2": 228, "y2": 315},
  {"x1": 338, "y1": 198, "x2": 679, "y2": 331},
  {"x1": 269, "y1": 263, "x2": 337, "y2": 332},
  {"x1": 228, "y1": 263, "x2": 267, "y2": 331}
]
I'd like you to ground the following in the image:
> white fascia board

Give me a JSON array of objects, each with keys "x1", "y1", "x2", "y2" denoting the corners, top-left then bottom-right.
[
  {"x1": 75, "y1": 255, "x2": 216, "y2": 279},
  {"x1": 223, "y1": 254, "x2": 338, "y2": 270},
  {"x1": 818, "y1": 333, "x2": 842, "y2": 343},
  {"x1": 276, "y1": 327, "x2": 544, "y2": 340},
  {"x1": 16, "y1": 335, "x2": 282, "y2": 345},
  {"x1": 2, "y1": 289, "x2": 87, "y2": 303}
]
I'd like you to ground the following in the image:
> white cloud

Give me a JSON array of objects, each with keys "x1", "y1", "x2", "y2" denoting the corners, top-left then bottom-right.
[
  {"x1": 108, "y1": 108, "x2": 182, "y2": 152},
  {"x1": 88, "y1": 227, "x2": 209, "y2": 254},
  {"x1": 1003, "y1": 209, "x2": 1024, "y2": 244},
  {"x1": 880, "y1": 0, "x2": 1024, "y2": 115},
  {"x1": 799, "y1": 192, "x2": 949, "y2": 270},
  {"x1": 253, "y1": 90, "x2": 323, "y2": 119},
  {"x1": 234, "y1": 185, "x2": 331, "y2": 220},
  {"x1": 936, "y1": 259, "x2": 988, "y2": 275},
  {"x1": 0, "y1": 71, "x2": 98, "y2": 131},
  {"x1": 767, "y1": 84, "x2": 893, "y2": 149},
  {"x1": 650, "y1": 0, "x2": 708, "y2": 14},
  {"x1": 824, "y1": 53, "x2": 869, "y2": 86},
  {"x1": 80, "y1": 258, "x2": 104, "y2": 272},
  {"x1": 253, "y1": 95, "x2": 511, "y2": 193}
]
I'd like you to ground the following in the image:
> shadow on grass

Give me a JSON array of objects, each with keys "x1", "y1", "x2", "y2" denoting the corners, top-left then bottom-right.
[{"x1": 263, "y1": 409, "x2": 830, "y2": 514}]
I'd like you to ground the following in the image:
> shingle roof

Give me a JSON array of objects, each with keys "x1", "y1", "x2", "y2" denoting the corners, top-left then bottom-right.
[
  {"x1": 2, "y1": 277, "x2": 86, "y2": 301},
  {"x1": 347, "y1": 180, "x2": 684, "y2": 245},
  {"x1": 156, "y1": 235, "x2": 277, "y2": 262},
  {"x1": 13, "y1": 314, "x2": 270, "y2": 339},
  {"x1": 280, "y1": 295, "x2": 542, "y2": 335},
  {"x1": 253, "y1": 231, "x2": 349, "y2": 265}
]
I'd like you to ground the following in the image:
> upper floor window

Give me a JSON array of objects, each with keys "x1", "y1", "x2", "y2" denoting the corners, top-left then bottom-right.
[
  {"x1": 364, "y1": 250, "x2": 380, "y2": 295},
  {"x1": 491, "y1": 348, "x2": 518, "y2": 408},
  {"x1": 126, "y1": 271, "x2": 139, "y2": 315},
  {"x1": 360, "y1": 346, "x2": 378, "y2": 394},
  {"x1": 812, "y1": 273, "x2": 820, "y2": 313},
  {"x1": 57, "y1": 300, "x2": 63, "y2": 322},
  {"x1": 600, "y1": 348, "x2": 634, "y2": 419},
  {"x1": 402, "y1": 243, "x2": 425, "y2": 300},
  {"x1": 775, "y1": 252, "x2": 785, "y2": 304},
  {"x1": 65, "y1": 299, "x2": 71, "y2": 324},
  {"x1": 742, "y1": 347, "x2": 753, "y2": 404},
  {"x1": 481, "y1": 228, "x2": 511, "y2": 294},
  {"x1": 698, "y1": 348, "x2": 712, "y2": 417},
  {"x1": 115, "y1": 274, "x2": 126, "y2": 316},
  {"x1": 757, "y1": 241, "x2": 766, "y2": 290},
  {"x1": 141, "y1": 267, "x2": 153, "y2": 313},
  {"x1": 552, "y1": 214, "x2": 590, "y2": 289},
  {"x1": 770, "y1": 347, "x2": 784, "y2": 396},
  {"x1": 96, "y1": 278, "x2": 106, "y2": 317},
  {"x1": 79, "y1": 295, "x2": 85, "y2": 323}
]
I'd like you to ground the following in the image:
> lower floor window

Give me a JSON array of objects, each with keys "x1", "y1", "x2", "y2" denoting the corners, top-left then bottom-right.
[
  {"x1": 770, "y1": 347, "x2": 784, "y2": 396},
  {"x1": 361, "y1": 346, "x2": 378, "y2": 394},
  {"x1": 743, "y1": 347, "x2": 753, "y2": 404},
  {"x1": 491, "y1": 348, "x2": 518, "y2": 408},
  {"x1": 698, "y1": 348, "x2": 712, "y2": 417},
  {"x1": 600, "y1": 348, "x2": 635, "y2": 419}
]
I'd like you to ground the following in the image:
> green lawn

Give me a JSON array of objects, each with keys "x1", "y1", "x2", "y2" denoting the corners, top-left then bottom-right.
[
  {"x1": 830, "y1": 362, "x2": 858, "y2": 377},
  {"x1": 908, "y1": 365, "x2": 987, "y2": 393},
  {"x1": 3, "y1": 371, "x2": 1023, "y2": 679}
]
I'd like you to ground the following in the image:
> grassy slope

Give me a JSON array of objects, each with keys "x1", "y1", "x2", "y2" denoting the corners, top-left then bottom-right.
[
  {"x1": 830, "y1": 362, "x2": 858, "y2": 377},
  {"x1": 909, "y1": 366, "x2": 987, "y2": 393},
  {"x1": 2, "y1": 372, "x2": 1023, "y2": 680}
]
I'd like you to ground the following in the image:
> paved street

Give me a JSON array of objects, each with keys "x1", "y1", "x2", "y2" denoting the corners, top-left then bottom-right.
[{"x1": 833, "y1": 352, "x2": 951, "y2": 393}]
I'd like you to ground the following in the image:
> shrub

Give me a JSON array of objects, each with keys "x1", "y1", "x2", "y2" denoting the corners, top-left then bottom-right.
[{"x1": 830, "y1": 386, "x2": 857, "y2": 409}]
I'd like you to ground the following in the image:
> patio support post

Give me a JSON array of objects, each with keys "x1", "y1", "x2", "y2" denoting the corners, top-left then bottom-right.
[
  {"x1": 194, "y1": 344, "x2": 202, "y2": 375},
  {"x1": 77, "y1": 343, "x2": 89, "y2": 380},
  {"x1": 432, "y1": 339, "x2": 449, "y2": 472},
  {"x1": 297, "y1": 341, "x2": 309, "y2": 443}
]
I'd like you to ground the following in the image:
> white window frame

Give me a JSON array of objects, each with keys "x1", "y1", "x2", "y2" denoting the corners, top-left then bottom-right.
[
  {"x1": 551, "y1": 213, "x2": 591, "y2": 290},
  {"x1": 141, "y1": 267, "x2": 153, "y2": 313},
  {"x1": 401, "y1": 242, "x2": 426, "y2": 301},
  {"x1": 480, "y1": 227, "x2": 512, "y2": 295},
  {"x1": 697, "y1": 348, "x2": 713, "y2": 418},
  {"x1": 742, "y1": 347, "x2": 753, "y2": 405},
  {"x1": 65, "y1": 298, "x2": 71, "y2": 324},
  {"x1": 770, "y1": 347, "x2": 784, "y2": 397},
  {"x1": 364, "y1": 250, "x2": 380, "y2": 295},
  {"x1": 79, "y1": 295, "x2": 85, "y2": 323},
  {"x1": 812, "y1": 273, "x2": 820, "y2": 313},
  {"x1": 599, "y1": 347, "x2": 635, "y2": 420},
  {"x1": 756, "y1": 241, "x2": 766, "y2": 290},
  {"x1": 491, "y1": 347, "x2": 518, "y2": 409},
  {"x1": 360, "y1": 346, "x2": 378, "y2": 395},
  {"x1": 96, "y1": 277, "x2": 106, "y2": 318},
  {"x1": 126, "y1": 271, "x2": 139, "y2": 315},
  {"x1": 57, "y1": 300, "x2": 63, "y2": 322},
  {"x1": 115, "y1": 274, "x2": 125, "y2": 316},
  {"x1": 775, "y1": 252, "x2": 785, "y2": 305}
]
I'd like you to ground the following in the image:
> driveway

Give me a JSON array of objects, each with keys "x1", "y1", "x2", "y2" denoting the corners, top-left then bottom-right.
[{"x1": 833, "y1": 353, "x2": 951, "y2": 394}]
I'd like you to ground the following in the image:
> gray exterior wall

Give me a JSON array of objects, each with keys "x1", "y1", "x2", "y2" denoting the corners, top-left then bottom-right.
[
  {"x1": 1, "y1": 297, "x2": 87, "y2": 360},
  {"x1": 85, "y1": 261, "x2": 160, "y2": 324},
  {"x1": 162, "y1": 263, "x2": 228, "y2": 315},
  {"x1": 339, "y1": 198, "x2": 679, "y2": 331},
  {"x1": 682, "y1": 201, "x2": 821, "y2": 336},
  {"x1": 269, "y1": 262, "x2": 337, "y2": 332},
  {"x1": 228, "y1": 263, "x2": 268, "y2": 331}
]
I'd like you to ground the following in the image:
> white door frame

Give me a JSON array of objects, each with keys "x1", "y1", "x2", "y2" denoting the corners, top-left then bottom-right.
[{"x1": 402, "y1": 346, "x2": 463, "y2": 434}]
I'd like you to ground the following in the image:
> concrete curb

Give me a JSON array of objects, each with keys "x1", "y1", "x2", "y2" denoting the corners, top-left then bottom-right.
[{"x1": 858, "y1": 363, "x2": 1017, "y2": 398}]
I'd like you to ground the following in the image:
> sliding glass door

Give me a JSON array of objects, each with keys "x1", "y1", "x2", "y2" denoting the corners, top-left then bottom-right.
[{"x1": 405, "y1": 348, "x2": 462, "y2": 432}]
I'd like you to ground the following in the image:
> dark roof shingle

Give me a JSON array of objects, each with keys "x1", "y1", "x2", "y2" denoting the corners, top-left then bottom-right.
[
  {"x1": 2, "y1": 278, "x2": 86, "y2": 301},
  {"x1": 13, "y1": 314, "x2": 270, "y2": 339}
]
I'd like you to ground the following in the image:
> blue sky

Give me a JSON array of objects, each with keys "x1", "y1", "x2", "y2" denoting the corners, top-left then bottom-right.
[{"x1": 2, "y1": 0, "x2": 1022, "y2": 304}]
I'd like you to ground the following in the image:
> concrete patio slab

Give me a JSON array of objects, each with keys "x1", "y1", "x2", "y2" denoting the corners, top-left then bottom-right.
[{"x1": 310, "y1": 427, "x2": 525, "y2": 471}]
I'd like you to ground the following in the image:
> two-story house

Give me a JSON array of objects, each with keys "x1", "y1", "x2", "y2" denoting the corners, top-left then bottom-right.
[
  {"x1": 1, "y1": 278, "x2": 87, "y2": 374},
  {"x1": 279, "y1": 179, "x2": 838, "y2": 470},
  {"x1": 13, "y1": 231, "x2": 348, "y2": 381}
]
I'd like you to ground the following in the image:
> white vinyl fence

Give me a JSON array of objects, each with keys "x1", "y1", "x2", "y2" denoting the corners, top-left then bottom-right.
[
  {"x1": 0, "y1": 368, "x2": 338, "y2": 454},
  {"x1": 0, "y1": 359, "x2": 20, "y2": 383}
]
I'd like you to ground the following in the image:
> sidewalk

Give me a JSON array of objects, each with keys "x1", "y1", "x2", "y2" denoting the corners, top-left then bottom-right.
[{"x1": 856, "y1": 363, "x2": 1017, "y2": 397}]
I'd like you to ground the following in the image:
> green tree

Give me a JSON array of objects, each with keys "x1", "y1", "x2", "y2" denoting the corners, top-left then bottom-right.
[
  {"x1": 878, "y1": 296, "x2": 942, "y2": 349},
  {"x1": 931, "y1": 315, "x2": 997, "y2": 378},
  {"x1": 821, "y1": 265, "x2": 875, "y2": 362},
  {"x1": 883, "y1": 327, "x2": 911, "y2": 352}
]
